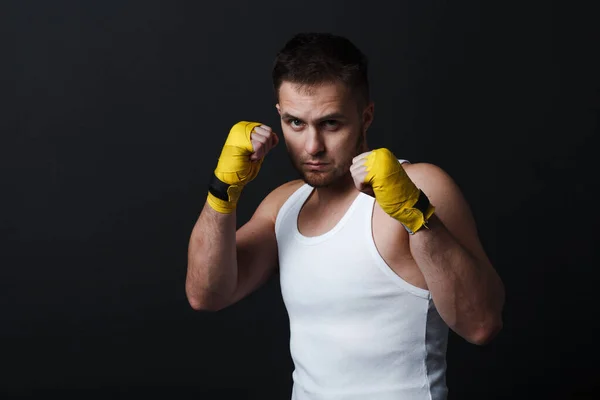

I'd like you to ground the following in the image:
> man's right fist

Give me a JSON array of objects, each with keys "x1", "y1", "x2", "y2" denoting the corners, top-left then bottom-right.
[
  {"x1": 250, "y1": 124, "x2": 279, "y2": 162},
  {"x1": 207, "y1": 121, "x2": 278, "y2": 214}
]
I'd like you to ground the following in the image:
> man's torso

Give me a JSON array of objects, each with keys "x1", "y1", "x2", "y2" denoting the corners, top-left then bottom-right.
[{"x1": 270, "y1": 162, "x2": 449, "y2": 400}]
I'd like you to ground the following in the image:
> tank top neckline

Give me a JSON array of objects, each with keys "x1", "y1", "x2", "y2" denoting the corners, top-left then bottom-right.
[{"x1": 292, "y1": 185, "x2": 372, "y2": 245}]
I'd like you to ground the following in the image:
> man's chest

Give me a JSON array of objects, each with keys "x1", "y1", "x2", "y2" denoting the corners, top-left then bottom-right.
[{"x1": 286, "y1": 197, "x2": 427, "y2": 292}]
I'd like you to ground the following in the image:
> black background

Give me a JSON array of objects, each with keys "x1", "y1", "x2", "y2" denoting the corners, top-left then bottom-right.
[{"x1": 2, "y1": 1, "x2": 598, "y2": 399}]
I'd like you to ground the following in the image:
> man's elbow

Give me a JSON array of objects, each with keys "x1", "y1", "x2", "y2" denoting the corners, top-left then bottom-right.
[
  {"x1": 467, "y1": 316, "x2": 503, "y2": 346},
  {"x1": 185, "y1": 286, "x2": 229, "y2": 312},
  {"x1": 187, "y1": 296, "x2": 221, "y2": 312}
]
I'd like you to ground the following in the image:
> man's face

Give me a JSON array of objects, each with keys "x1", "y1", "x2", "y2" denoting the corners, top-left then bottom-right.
[{"x1": 276, "y1": 81, "x2": 373, "y2": 188}]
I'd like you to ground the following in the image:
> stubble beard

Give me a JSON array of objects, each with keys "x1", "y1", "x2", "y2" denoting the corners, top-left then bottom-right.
[
  {"x1": 288, "y1": 124, "x2": 366, "y2": 188},
  {"x1": 295, "y1": 159, "x2": 350, "y2": 188}
]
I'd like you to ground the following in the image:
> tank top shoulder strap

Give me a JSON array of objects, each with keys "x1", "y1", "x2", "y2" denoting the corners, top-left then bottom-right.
[{"x1": 275, "y1": 183, "x2": 313, "y2": 235}]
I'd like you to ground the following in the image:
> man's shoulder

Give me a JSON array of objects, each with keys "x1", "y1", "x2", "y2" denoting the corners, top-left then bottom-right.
[
  {"x1": 401, "y1": 161, "x2": 450, "y2": 186},
  {"x1": 400, "y1": 161, "x2": 464, "y2": 210},
  {"x1": 255, "y1": 179, "x2": 306, "y2": 220},
  {"x1": 268, "y1": 179, "x2": 306, "y2": 204}
]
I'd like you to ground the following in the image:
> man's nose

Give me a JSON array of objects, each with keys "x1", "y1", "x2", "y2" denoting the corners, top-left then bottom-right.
[{"x1": 305, "y1": 127, "x2": 324, "y2": 156}]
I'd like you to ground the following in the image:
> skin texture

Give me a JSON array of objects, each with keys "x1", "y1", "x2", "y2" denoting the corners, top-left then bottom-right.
[{"x1": 186, "y1": 80, "x2": 505, "y2": 345}]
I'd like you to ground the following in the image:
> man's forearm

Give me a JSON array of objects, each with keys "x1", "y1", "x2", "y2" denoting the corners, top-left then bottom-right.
[
  {"x1": 409, "y1": 214, "x2": 504, "y2": 344},
  {"x1": 186, "y1": 202, "x2": 237, "y2": 310}
]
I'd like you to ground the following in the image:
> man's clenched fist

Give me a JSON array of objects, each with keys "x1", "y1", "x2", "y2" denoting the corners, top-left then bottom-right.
[
  {"x1": 207, "y1": 121, "x2": 279, "y2": 214},
  {"x1": 351, "y1": 148, "x2": 435, "y2": 234},
  {"x1": 250, "y1": 124, "x2": 279, "y2": 161}
]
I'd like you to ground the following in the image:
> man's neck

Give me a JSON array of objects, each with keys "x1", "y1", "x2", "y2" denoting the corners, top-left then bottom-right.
[{"x1": 310, "y1": 173, "x2": 359, "y2": 207}]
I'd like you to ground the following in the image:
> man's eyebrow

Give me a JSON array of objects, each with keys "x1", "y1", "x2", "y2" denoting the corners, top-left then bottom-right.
[
  {"x1": 317, "y1": 113, "x2": 346, "y2": 122},
  {"x1": 280, "y1": 112, "x2": 346, "y2": 122},
  {"x1": 280, "y1": 112, "x2": 299, "y2": 120}
]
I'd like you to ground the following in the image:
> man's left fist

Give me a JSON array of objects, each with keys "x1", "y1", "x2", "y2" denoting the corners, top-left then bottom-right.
[{"x1": 351, "y1": 148, "x2": 435, "y2": 234}]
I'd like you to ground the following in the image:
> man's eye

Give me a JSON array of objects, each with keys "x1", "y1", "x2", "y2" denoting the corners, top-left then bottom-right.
[
  {"x1": 323, "y1": 120, "x2": 340, "y2": 129},
  {"x1": 290, "y1": 119, "x2": 303, "y2": 128}
]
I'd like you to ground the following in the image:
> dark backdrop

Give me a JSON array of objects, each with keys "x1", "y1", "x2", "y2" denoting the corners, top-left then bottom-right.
[{"x1": 2, "y1": 1, "x2": 598, "y2": 399}]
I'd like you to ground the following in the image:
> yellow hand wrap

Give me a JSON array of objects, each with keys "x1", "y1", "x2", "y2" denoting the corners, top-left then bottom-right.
[
  {"x1": 207, "y1": 121, "x2": 264, "y2": 214},
  {"x1": 364, "y1": 148, "x2": 436, "y2": 234}
]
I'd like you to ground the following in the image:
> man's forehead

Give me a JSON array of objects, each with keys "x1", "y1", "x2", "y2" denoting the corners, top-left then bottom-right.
[
  {"x1": 278, "y1": 102, "x2": 347, "y2": 120},
  {"x1": 278, "y1": 82, "x2": 353, "y2": 118},
  {"x1": 279, "y1": 81, "x2": 350, "y2": 99}
]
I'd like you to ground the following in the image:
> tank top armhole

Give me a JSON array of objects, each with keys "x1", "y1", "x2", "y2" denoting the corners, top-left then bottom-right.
[{"x1": 363, "y1": 190, "x2": 431, "y2": 299}]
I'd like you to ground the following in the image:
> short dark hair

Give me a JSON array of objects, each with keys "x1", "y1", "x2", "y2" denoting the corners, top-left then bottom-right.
[{"x1": 272, "y1": 32, "x2": 370, "y2": 109}]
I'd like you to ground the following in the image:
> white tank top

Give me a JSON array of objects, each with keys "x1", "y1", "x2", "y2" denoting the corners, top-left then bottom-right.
[{"x1": 275, "y1": 161, "x2": 449, "y2": 400}]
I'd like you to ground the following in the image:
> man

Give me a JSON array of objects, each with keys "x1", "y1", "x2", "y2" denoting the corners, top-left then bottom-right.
[{"x1": 186, "y1": 32, "x2": 505, "y2": 400}]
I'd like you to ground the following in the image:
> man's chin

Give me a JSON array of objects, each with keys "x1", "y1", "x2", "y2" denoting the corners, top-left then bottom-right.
[{"x1": 301, "y1": 171, "x2": 338, "y2": 188}]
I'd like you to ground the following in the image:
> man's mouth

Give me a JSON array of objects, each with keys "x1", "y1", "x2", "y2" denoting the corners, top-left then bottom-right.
[{"x1": 304, "y1": 162, "x2": 329, "y2": 170}]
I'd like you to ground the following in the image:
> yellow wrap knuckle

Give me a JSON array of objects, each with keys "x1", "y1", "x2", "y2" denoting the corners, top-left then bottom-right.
[{"x1": 223, "y1": 121, "x2": 258, "y2": 151}]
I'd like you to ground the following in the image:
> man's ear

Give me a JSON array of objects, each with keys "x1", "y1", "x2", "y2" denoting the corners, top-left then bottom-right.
[{"x1": 276, "y1": 104, "x2": 281, "y2": 114}]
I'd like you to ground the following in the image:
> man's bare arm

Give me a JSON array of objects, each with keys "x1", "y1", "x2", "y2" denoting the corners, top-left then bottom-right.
[
  {"x1": 185, "y1": 122, "x2": 282, "y2": 311},
  {"x1": 407, "y1": 163, "x2": 505, "y2": 345},
  {"x1": 186, "y1": 193, "x2": 280, "y2": 312}
]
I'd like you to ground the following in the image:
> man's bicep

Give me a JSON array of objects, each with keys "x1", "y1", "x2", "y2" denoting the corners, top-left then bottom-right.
[
  {"x1": 410, "y1": 163, "x2": 492, "y2": 265},
  {"x1": 228, "y1": 207, "x2": 279, "y2": 306}
]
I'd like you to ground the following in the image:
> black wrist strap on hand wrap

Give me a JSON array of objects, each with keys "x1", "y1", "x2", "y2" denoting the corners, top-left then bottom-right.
[
  {"x1": 413, "y1": 189, "x2": 431, "y2": 215},
  {"x1": 208, "y1": 174, "x2": 230, "y2": 202},
  {"x1": 403, "y1": 190, "x2": 434, "y2": 235}
]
